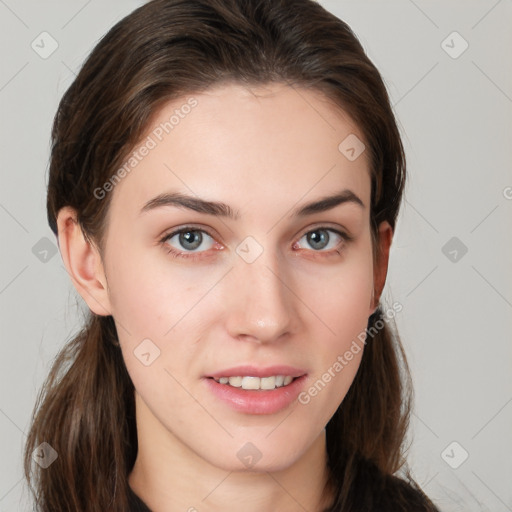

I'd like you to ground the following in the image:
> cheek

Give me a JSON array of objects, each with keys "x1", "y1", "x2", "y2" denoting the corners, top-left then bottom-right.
[
  {"x1": 300, "y1": 244, "x2": 374, "y2": 343},
  {"x1": 105, "y1": 240, "x2": 211, "y2": 338},
  {"x1": 297, "y1": 246, "x2": 373, "y2": 405},
  {"x1": 104, "y1": 246, "x2": 220, "y2": 398}
]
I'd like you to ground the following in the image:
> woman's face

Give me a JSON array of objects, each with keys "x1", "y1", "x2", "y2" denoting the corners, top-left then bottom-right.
[{"x1": 97, "y1": 82, "x2": 389, "y2": 472}]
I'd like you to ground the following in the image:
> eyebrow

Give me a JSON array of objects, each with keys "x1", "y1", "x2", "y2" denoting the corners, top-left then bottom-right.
[{"x1": 139, "y1": 189, "x2": 364, "y2": 219}]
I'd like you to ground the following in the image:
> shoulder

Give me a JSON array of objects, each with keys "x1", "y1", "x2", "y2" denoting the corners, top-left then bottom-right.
[
  {"x1": 377, "y1": 473, "x2": 441, "y2": 511},
  {"x1": 127, "y1": 485, "x2": 152, "y2": 512},
  {"x1": 340, "y1": 456, "x2": 441, "y2": 512}
]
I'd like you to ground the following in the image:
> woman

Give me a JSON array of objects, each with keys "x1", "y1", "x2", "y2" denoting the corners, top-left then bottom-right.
[{"x1": 24, "y1": 0, "x2": 441, "y2": 510}]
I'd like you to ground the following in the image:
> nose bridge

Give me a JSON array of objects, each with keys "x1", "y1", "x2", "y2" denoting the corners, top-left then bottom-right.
[{"x1": 225, "y1": 240, "x2": 295, "y2": 342}]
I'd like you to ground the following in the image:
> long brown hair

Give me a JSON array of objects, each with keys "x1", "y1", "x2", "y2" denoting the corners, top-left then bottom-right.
[{"x1": 25, "y1": 0, "x2": 439, "y2": 510}]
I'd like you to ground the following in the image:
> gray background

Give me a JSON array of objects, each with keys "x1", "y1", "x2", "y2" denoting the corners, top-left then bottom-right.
[{"x1": 1, "y1": 0, "x2": 511, "y2": 510}]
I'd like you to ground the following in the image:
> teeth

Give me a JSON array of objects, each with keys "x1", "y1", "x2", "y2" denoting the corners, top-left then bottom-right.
[
  {"x1": 260, "y1": 376, "x2": 275, "y2": 390},
  {"x1": 228, "y1": 376, "x2": 242, "y2": 387},
  {"x1": 214, "y1": 375, "x2": 296, "y2": 390}
]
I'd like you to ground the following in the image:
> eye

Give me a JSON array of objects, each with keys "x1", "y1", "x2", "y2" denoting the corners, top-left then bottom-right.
[
  {"x1": 294, "y1": 227, "x2": 350, "y2": 253},
  {"x1": 161, "y1": 227, "x2": 216, "y2": 256},
  {"x1": 159, "y1": 225, "x2": 351, "y2": 261}
]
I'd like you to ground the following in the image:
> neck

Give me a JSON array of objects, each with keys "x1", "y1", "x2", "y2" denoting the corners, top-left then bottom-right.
[{"x1": 128, "y1": 392, "x2": 335, "y2": 512}]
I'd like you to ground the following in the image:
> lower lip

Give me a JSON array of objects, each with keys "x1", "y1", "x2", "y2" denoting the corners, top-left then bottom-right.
[{"x1": 204, "y1": 376, "x2": 307, "y2": 415}]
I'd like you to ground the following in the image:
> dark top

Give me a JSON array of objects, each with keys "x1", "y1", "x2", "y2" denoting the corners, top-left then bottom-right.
[
  {"x1": 127, "y1": 467, "x2": 440, "y2": 512},
  {"x1": 128, "y1": 485, "x2": 152, "y2": 512}
]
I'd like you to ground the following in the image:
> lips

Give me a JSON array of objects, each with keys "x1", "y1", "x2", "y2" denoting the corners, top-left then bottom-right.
[
  {"x1": 204, "y1": 374, "x2": 308, "y2": 414},
  {"x1": 206, "y1": 365, "x2": 307, "y2": 379},
  {"x1": 203, "y1": 365, "x2": 308, "y2": 414}
]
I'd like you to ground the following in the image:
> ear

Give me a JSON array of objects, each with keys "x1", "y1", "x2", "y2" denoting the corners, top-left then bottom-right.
[
  {"x1": 56, "y1": 206, "x2": 112, "y2": 316},
  {"x1": 370, "y1": 220, "x2": 393, "y2": 313}
]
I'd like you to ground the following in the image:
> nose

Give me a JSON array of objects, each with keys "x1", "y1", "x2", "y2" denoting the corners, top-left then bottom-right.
[{"x1": 224, "y1": 248, "x2": 297, "y2": 344}]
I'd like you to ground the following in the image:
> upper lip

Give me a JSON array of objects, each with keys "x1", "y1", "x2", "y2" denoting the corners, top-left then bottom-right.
[{"x1": 206, "y1": 365, "x2": 307, "y2": 379}]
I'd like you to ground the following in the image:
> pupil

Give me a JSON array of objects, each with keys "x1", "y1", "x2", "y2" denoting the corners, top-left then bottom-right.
[
  {"x1": 180, "y1": 231, "x2": 202, "y2": 250},
  {"x1": 308, "y1": 230, "x2": 329, "y2": 250}
]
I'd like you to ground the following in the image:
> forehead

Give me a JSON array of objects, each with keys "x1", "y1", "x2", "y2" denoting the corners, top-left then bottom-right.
[{"x1": 109, "y1": 82, "x2": 371, "y2": 220}]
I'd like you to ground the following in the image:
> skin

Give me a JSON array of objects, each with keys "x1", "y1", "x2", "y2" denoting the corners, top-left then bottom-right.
[{"x1": 57, "y1": 82, "x2": 392, "y2": 512}]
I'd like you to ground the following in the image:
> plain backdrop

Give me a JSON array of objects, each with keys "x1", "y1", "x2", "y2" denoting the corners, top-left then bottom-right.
[{"x1": 0, "y1": 1, "x2": 511, "y2": 510}]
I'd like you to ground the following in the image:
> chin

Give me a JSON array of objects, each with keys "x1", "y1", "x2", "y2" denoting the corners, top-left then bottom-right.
[{"x1": 202, "y1": 435, "x2": 313, "y2": 474}]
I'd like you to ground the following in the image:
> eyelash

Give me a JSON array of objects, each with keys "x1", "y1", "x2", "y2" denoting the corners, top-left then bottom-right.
[{"x1": 159, "y1": 225, "x2": 353, "y2": 261}]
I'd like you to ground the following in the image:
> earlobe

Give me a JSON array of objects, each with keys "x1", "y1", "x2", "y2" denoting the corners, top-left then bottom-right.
[
  {"x1": 56, "y1": 206, "x2": 112, "y2": 316},
  {"x1": 370, "y1": 221, "x2": 393, "y2": 313}
]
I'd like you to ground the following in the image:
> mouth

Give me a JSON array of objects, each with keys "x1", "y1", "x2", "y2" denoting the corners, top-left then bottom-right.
[
  {"x1": 203, "y1": 366, "x2": 308, "y2": 414},
  {"x1": 208, "y1": 375, "x2": 298, "y2": 390}
]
